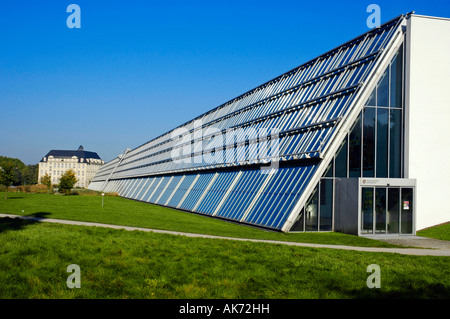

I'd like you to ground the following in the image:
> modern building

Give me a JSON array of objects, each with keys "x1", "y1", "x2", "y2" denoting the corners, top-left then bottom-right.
[
  {"x1": 39, "y1": 146, "x2": 104, "y2": 188},
  {"x1": 89, "y1": 13, "x2": 450, "y2": 235}
]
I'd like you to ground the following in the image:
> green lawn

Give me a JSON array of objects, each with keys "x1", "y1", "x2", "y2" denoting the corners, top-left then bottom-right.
[
  {"x1": 0, "y1": 217, "x2": 448, "y2": 299},
  {"x1": 417, "y1": 223, "x2": 450, "y2": 241},
  {"x1": 1, "y1": 192, "x2": 449, "y2": 299},
  {"x1": 0, "y1": 192, "x2": 397, "y2": 248}
]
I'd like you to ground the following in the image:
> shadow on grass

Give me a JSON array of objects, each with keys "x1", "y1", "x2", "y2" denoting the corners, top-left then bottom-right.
[
  {"x1": 0, "y1": 217, "x2": 39, "y2": 234},
  {"x1": 26, "y1": 212, "x2": 51, "y2": 219},
  {"x1": 0, "y1": 212, "x2": 51, "y2": 234},
  {"x1": 347, "y1": 282, "x2": 450, "y2": 298}
]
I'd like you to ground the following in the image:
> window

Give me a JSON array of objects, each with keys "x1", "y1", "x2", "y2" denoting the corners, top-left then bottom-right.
[
  {"x1": 376, "y1": 108, "x2": 389, "y2": 177},
  {"x1": 390, "y1": 44, "x2": 403, "y2": 108},
  {"x1": 387, "y1": 188, "x2": 399, "y2": 234},
  {"x1": 401, "y1": 188, "x2": 413, "y2": 234},
  {"x1": 389, "y1": 109, "x2": 402, "y2": 178},
  {"x1": 319, "y1": 178, "x2": 333, "y2": 231},
  {"x1": 376, "y1": 68, "x2": 389, "y2": 107},
  {"x1": 375, "y1": 188, "x2": 387, "y2": 233},
  {"x1": 305, "y1": 185, "x2": 318, "y2": 231},
  {"x1": 363, "y1": 108, "x2": 376, "y2": 177},
  {"x1": 361, "y1": 188, "x2": 373, "y2": 234},
  {"x1": 348, "y1": 113, "x2": 361, "y2": 178}
]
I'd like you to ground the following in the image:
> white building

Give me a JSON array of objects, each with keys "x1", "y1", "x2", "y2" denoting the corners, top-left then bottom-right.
[{"x1": 38, "y1": 146, "x2": 104, "y2": 188}]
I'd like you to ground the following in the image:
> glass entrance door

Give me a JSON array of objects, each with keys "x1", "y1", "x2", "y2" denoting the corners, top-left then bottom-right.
[
  {"x1": 401, "y1": 188, "x2": 413, "y2": 234},
  {"x1": 361, "y1": 187, "x2": 413, "y2": 235},
  {"x1": 387, "y1": 188, "x2": 400, "y2": 234}
]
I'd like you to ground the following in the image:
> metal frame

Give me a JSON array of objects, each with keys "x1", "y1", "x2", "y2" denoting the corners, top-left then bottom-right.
[
  {"x1": 283, "y1": 15, "x2": 409, "y2": 232},
  {"x1": 357, "y1": 178, "x2": 416, "y2": 236}
]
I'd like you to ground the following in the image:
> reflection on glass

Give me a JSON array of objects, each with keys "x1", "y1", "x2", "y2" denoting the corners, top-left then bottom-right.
[
  {"x1": 401, "y1": 188, "x2": 413, "y2": 234},
  {"x1": 387, "y1": 188, "x2": 399, "y2": 234},
  {"x1": 324, "y1": 161, "x2": 333, "y2": 178},
  {"x1": 375, "y1": 188, "x2": 386, "y2": 233},
  {"x1": 291, "y1": 207, "x2": 304, "y2": 231},
  {"x1": 305, "y1": 185, "x2": 319, "y2": 231},
  {"x1": 349, "y1": 114, "x2": 362, "y2": 178},
  {"x1": 376, "y1": 108, "x2": 389, "y2": 178},
  {"x1": 390, "y1": 44, "x2": 403, "y2": 108},
  {"x1": 377, "y1": 68, "x2": 389, "y2": 107},
  {"x1": 390, "y1": 109, "x2": 402, "y2": 178},
  {"x1": 335, "y1": 138, "x2": 348, "y2": 178},
  {"x1": 320, "y1": 179, "x2": 333, "y2": 231},
  {"x1": 362, "y1": 188, "x2": 373, "y2": 234},
  {"x1": 366, "y1": 88, "x2": 376, "y2": 106},
  {"x1": 363, "y1": 108, "x2": 376, "y2": 177}
]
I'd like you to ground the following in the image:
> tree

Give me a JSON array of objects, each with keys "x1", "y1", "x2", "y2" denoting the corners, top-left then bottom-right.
[
  {"x1": 22, "y1": 164, "x2": 38, "y2": 185},
  {"x1": 0, "y1": 156, "x2": 24, "y2": 186},
  {"x1": 40, "y1": 173, "x2": 52, "y2": 192},
  {"x1": 0, "y1": 156, "x2": 38, "y2": 187},
  {"x1": 0, "y1": 161, "x2": 16, "y2": 199},
  {"x1": 58, "y1": 169, "x2": 78, "y2": 195}
]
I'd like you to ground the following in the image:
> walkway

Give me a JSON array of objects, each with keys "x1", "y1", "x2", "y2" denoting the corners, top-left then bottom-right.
[{"x1": 1, "y1": 213, "x2": 449, "y2": 256}]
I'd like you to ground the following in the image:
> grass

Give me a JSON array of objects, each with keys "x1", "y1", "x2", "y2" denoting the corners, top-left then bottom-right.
[
  {"x1": 417, "y1": 223, "x2": 450, "y2": 241},
  {"x1": 1, "y1": 192, "x2": 448, "y2": 299},
  {"x1": 0, "y1": 192, "x2": 398, "y2": 248},
  {"x1": 0, "y1": 217, "x2": 448, "y2": 299}
]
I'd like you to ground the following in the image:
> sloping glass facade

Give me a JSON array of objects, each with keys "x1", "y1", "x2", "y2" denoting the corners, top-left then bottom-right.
[
  {"x1": 89, "y1": 15, "x2": 407, "y2": 232},
  {"x1": 291, "y1": 42, "x2": 406, "y2": 232}
]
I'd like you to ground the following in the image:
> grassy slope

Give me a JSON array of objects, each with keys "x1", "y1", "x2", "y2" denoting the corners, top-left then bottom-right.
[
  {"x1": 0, "y1": 218, "x2": 448, "y2": 299},
  {"x1": 417, "y1": 223, "x2": 450, "y2": 241},
  {"x1": 0, "y1": 193, "x2": 397, "y2": 248}
]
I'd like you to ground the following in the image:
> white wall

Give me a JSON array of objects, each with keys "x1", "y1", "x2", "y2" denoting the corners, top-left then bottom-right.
[{"x1": 407, "y1": 15, "x2": 450, "y2": 230}]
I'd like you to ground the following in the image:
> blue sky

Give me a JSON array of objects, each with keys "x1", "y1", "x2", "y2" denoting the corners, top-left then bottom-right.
[{"x1": 1, "y1": 0, "x2": 449, "y2": 165}]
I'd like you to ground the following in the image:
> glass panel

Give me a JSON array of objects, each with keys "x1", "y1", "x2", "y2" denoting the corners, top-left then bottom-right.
[
  {"x1": 290, "y1": 207, "x2": 304, "y2": 231},
  {"x1": 319, "y1": 179, "x2": 333, "y2": 231},
  {"x1": 401, "y1": 188, "x2": 413, "y2": 234},
  {"x1": 349, "y1": 113, "x2": 362, "y2": 178},
  {"x1": 305, "y1": 184, "x2": 319, "y2": 231},
  {"x1": 363, "y1": 108, "x2": 376, "y2": 177},
  {"x1": 324, "y1": 161, "x2": 333, "y2": 178},
  {"x1": 135, "y1": 178, "x2": 151, "y2": 201},
  {"x1": 390, "y1": 44, "x2": 403, "y2": 108},
  {"x1": 167, "y1": 175, "x2": 195, "y2": 207},
  {"x1": 375, "y1": 188, "x2": 386, "y2": 233},
  {"x1": 377, "y1": 68, "x2": 389, "y2": 107},
  {"x1": 366, "y1": 88, "x2": 376, "y2": 106},
  {"x1": 389, "y1": 109, "x2": 402, "y2": 178},
  {"x1": 335, "y1": 137, "x2": 348, "y2": 178},
  {"x1": 361, "y1": 187, "x2": 373, "y2": 234},
  {"x1": 376, "y1": 108, "x2": 389, "y2": 178},
  {"x1": 387, "y1": 188, "x2": 399, "y2": 234}
]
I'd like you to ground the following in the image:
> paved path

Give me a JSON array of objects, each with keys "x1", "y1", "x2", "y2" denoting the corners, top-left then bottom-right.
[{"x1": 1, "y1": 213, "x2": 449, "y2": 256}]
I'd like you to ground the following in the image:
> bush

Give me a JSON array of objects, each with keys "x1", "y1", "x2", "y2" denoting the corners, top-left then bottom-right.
[
  {"x1": 15, "y1": 184, "x2": 49, "y2": 194},
  {"x1": 58, "y1": 170, "x2": 78, "y2": 195},
  {"x1": 69, "y1": 189, "x2": 119, "y2": 197}
]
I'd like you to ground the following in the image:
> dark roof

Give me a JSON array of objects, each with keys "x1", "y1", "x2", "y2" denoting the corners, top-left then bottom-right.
[{"x1": 41, "y1": 145, "x2": 102, "y2": 162}]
